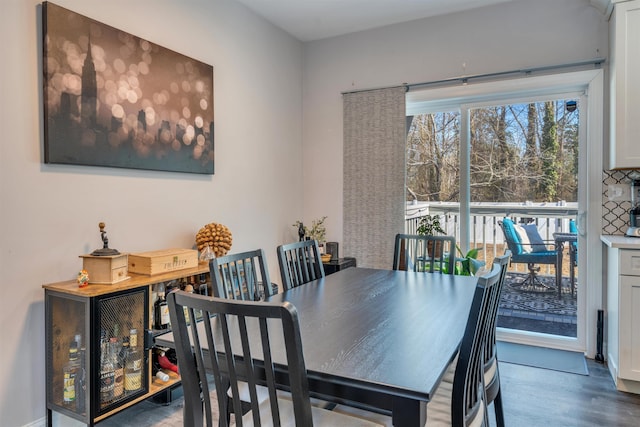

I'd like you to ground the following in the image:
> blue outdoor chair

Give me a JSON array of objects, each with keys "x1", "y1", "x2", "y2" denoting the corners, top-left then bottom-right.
[{"x1": 498, "y1": 218, "x2": 559, "y2": 293}]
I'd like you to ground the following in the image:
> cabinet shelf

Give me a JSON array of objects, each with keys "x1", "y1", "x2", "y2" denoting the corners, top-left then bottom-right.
[{"x1": 149, "y1": 369, "x2": 181, "y2": 394}]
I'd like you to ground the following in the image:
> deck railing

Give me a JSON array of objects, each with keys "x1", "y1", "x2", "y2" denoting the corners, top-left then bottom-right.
[{"x1": 405, "y1": 201, "x2": 578, "y2": 273}]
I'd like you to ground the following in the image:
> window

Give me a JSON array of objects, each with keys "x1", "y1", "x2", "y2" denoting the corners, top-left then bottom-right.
[{"x1": 407, "y1": 99, "x2": 579, "y2": 207}]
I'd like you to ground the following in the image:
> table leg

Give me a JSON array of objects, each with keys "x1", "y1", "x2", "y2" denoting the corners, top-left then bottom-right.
[{"x1": 392, "y1": 397, "x2": 426, "y2": 427}]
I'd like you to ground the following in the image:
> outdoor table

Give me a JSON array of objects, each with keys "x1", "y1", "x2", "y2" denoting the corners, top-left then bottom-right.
[{"x1": 554, "y1": 232, "x2": 578, "y2": 297}]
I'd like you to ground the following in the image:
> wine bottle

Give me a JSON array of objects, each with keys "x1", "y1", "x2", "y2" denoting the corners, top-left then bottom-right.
[
  {"x1": 111, "y1": 337, "x2": 124, "y2": 400},
  {"x1": 124, "y1": 329, "x2": 143, "y2": 392},
  {"x1": 99, "y1": 335, "x2": 115, "y2": 404},
  {"x1": 62, "y1": 340, "x2": 80, "y2": 407},
  {"x1": 75, "y1": 347, "x2": 86, "y2": 414},
  {"x1": 154, "y1": 291, "x2": 170, "y2": 330}
]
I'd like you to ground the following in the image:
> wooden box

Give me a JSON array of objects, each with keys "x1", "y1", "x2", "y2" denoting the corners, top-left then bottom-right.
[
  {"x1": 128, "y1": 248, "x2": 198, "y2": 275},
  {"x1": 79, "y1": 253, "x2": 129, "y2": 284}
]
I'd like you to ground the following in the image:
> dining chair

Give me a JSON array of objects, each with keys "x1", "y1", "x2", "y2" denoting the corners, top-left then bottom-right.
[
  {"x1": 482, "y1": 251, "x2": 511, "y2": 427},
  {"x1": 166, "y1": 291, "x2": 383, "y2": 427},
  {"x1": 209, "y1": 249, "x2": 274, "y2": 301},
  {"x1": 392, "y1": 233, "x2": 456, "y2": 274},
  {"x1": 208, "y1": 249, "x2": 274, "y2": 424},
  {"x1": 426, "y1": 263, "x2": 502, "y2": 426},
  {"x1": 277, "y1": 239, "x2": 325, "y2": 291}
]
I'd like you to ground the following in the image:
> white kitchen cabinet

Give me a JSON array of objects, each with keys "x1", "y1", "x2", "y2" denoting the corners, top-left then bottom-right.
[
  {"x1": 609, "y1": 0, "x2": 640, "y2": 169},
  {"x1": 619, "y1": 274, "x2": 640, "y2": 381},
  {"x1": 606, "y1": 245, "x2": 640, "y2": 393}
]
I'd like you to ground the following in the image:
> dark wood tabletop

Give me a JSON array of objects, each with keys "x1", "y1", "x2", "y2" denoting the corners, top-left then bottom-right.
[{"x1": 157, "y1": 267, "x2": 478, "y2": 426}]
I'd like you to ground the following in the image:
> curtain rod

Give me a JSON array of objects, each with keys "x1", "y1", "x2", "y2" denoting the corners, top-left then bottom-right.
[{"x1": 341, "y1": 58, "x2": 605, "y2": 95}]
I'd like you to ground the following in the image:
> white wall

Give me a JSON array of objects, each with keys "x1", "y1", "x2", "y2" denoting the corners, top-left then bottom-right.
[
  {"x1": 0, "y1": 0, "x2": 303, "y2": 425},
  {"x1": 302, "y1": 0, "x2": 609, "y2": 246}
]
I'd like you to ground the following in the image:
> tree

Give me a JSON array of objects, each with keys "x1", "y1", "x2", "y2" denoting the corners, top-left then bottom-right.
[
  {"x1": 539, "y1": 101, "x2": 559, "y2": 201},
  {"x1": 406, "y1": 98, "x2": 577, "y2": 205},
  {"x1": 524, "y1": 103, "x2": 540, "y2": 199},
  {"x1": 406, "y1": 113, "x2": 459, "y2": 202}
]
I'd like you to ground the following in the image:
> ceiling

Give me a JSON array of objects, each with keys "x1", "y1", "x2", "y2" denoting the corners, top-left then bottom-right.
[
  {"x1": 235, "y1": 0, "x2": 515, "y2": 42},
  {"x1": 235, "y1": 0, "x2": 612, "y2": 42}
]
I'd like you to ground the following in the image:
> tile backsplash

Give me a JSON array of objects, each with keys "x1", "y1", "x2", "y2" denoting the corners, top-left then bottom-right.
[{"x1": 602, "y1": 169, "x2": 640, "y2": 235}]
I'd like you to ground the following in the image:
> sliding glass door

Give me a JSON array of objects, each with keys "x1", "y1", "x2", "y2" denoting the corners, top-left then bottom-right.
[{"x1": 405, "y1": 70, "x2": 604, "y2": 354}]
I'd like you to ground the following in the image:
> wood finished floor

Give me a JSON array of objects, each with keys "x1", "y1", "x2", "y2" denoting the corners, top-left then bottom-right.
[
  {"x1": 496, "y1": 358, "x2": 640, "y2": 426},
  {"x1": 98, "y1": 358, "x2": 640, "y2": 427}
]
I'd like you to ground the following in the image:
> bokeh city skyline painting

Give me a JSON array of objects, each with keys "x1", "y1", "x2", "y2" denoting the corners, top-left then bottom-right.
[{"x1": 42, "y1": 2, "x2": 215, "y2": 174}]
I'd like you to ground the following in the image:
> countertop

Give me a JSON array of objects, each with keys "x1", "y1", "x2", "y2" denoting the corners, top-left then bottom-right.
[{"x1": 601, "y1": 235, "x2": 640, "y2": 249}]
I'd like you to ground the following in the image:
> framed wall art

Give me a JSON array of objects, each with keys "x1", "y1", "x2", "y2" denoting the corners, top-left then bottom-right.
[{"x1": 42, "y1": 2, "x2": 214, "y2": 174}]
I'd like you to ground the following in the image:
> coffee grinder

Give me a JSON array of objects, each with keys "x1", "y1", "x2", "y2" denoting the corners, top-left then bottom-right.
[{"x1": 626, "y1": 174, "x2": 640, "y2": 237}]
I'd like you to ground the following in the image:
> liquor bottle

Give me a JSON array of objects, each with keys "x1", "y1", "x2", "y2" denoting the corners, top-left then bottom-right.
[
  {"x1": 118, "y1": 336, "x2": 130, "y2": 395},
  {"x1": 183, "y1": 282, "x2": 194, "y2": 323},
  {"x1": 154, "y1": 291, "x2": 170, "y2": 330},
  {"x1": 124, "y1": 329, "x2": 143, "y2": 392},
  {"x1": 75, "y1": 347, "x2": 86, "y2": 414},
  {"x1": 111, "y1": 337, "x2": 124, "y2": 400},
  {"x1": 119, "y1": 336, "x2": 130, "y2": 364},
  {"x1": 99, "y1": 335, "x2": 115, "y2": 405},
  {"x1": 74, "y1": 334, "x2": 82, "y2": 350},
  {"x1": 62, "y1": 340, "x2": 80, "y2": 407}
]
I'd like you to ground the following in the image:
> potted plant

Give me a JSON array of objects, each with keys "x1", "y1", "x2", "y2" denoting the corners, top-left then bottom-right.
[
  {"x1": 417, "y1": 215, "x2": 445, "y2": 236},
  {"x1": 416, "y1": 214, "x2": 484, "y2": 275},
  {"x1": 416, "y1": 215, "x2": 446, "y2": 259},
  {"x1": 293, "y1": 216, "x2": 327, "y2": 246},
  {"x1": 455, "y1": 247, "x2": 484, "y2": 276}
]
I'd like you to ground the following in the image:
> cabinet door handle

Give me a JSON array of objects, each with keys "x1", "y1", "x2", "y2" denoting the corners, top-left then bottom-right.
[{"x1": 143, "y1": 329, "x2": 154, "y2": 351}]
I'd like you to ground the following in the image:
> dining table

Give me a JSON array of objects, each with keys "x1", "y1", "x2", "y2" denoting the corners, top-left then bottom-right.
[{"x1": 156, "y1": 267, "x2": 478, "y2": 426}]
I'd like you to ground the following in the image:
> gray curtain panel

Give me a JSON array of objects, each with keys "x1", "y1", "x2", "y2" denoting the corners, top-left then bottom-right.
[{"x1": 343, "y1": 87, "x2": 406, "y2": 269}]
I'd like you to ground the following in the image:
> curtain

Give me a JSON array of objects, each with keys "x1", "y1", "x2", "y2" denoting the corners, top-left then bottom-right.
[{"x1": 343, "y1": 87, "x2": 406, "y2": 269}]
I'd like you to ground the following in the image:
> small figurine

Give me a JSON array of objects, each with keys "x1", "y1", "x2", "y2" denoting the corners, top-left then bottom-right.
[
  {"x1": 91, "y1": 222, "x2": 120, "y2": 256},
  {"x1": 99, "y1": 222, "x2": 109, "y2": 249},
  {"x1": 77, "y1": 269, "x2": 89, "y2": 288},
  {"x1": 298, "y1": 222, "x2": 305, "y2": 242}
]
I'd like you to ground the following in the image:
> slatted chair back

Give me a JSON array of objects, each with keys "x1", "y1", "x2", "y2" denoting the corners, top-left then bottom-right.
[
  {"x1": 451, "y1": 263, "x2": 502, "y2": 427},
  {"x1": 483, "y1": 251, "x2": 511, "y2": 427},
  {"x1": 167, "y1": 291, "x2": 383, "y2": 427},
  {"x1": 210, "y1": 249, "x2": 273, "y2": 301},
  {"x1": 167, "y1": 291, "x2": 313, "y2": 427},
  {"x1": 277, "y1": 240, "x2": 325, "y2": 291},
  {"x1": 393, "y1": 233, "x2": 456, "y2": 274}
]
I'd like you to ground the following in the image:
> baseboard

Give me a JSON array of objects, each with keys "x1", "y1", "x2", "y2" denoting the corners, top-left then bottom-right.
[
  {"x1": 616, "y1": 378, "x2": 640, "y2": 394},
  {"x1": 23, "y1": 417, "x2": 46, "y2": 427},
  {"x1": 28, "y1": 412, "x2": 86, "y2": 427},
  {"x1": 608, "y1": 351, "x2": 618, "y2": 382}
]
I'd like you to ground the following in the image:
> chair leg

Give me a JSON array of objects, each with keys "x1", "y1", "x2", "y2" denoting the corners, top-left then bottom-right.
[
  {"x1": 493, "y1": 388, "x2": 505, "y2": 427},
  {"x1": 510, "y1": 263, "x2": 555, "y2": 293}
]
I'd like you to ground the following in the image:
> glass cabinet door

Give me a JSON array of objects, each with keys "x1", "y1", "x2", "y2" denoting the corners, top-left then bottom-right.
[
  {"x1": 94, "y1": 288, "x2": 148, "y2": 415},
  {"x1": 45, "y1": 291, "x2": 89, "y2": 423}
]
